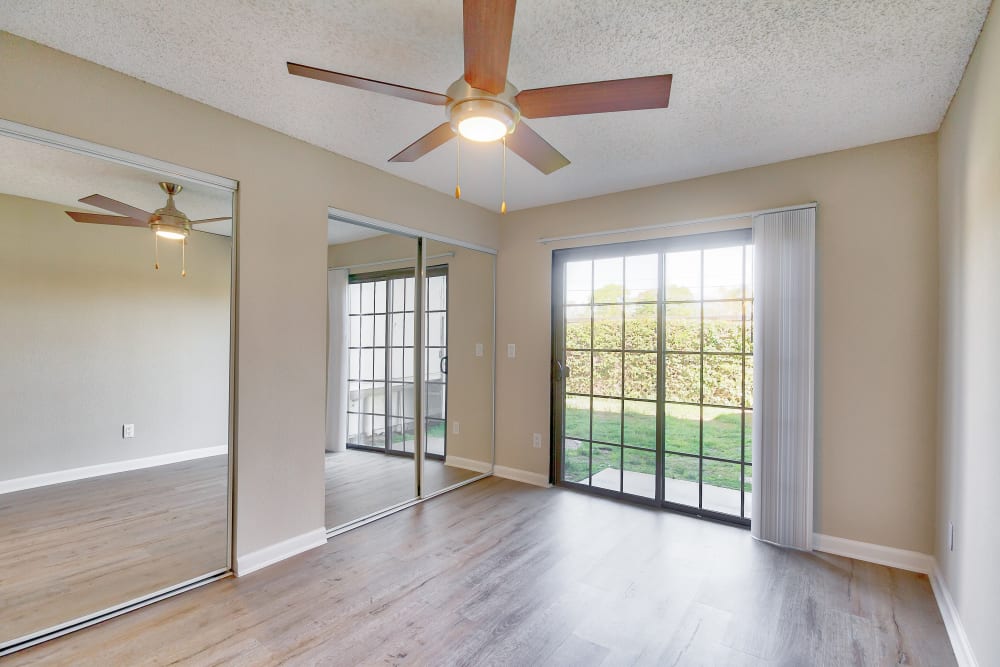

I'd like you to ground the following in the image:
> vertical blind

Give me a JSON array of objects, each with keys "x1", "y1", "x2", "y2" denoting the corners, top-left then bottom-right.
[{"x1": 751, "y1": 207, "x2": 816, "y2": 550}]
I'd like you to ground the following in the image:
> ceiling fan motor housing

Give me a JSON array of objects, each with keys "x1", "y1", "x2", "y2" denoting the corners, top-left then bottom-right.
[
  {"x1": 151, "y1": 182, "x2": 192, "y2": 238},
  {"x1": 446, "y1": 77, "x2": 520, "y2": 139}
]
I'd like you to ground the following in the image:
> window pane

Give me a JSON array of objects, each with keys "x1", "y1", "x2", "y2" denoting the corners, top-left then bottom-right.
[
  {"x1": 347, "y1": 413, "x2": 360, "y2": 443},
  {"x1": 702, "y1": 460, "x2": 742, "y2": 515},
  {"x1": 349, "y1": 283, "x2": 361, "y2": 314},
  {"x1": 593, "y1": 257, "x2": 623, "y2": 304},
  {"x1": 565, "y1": 306, "x2": 591, "y2": 349},
  {"x1": 623, "y1": 448, "x2": 656, "y2": 498},
  {"x1": 664, "y1": 354, "x2": 700, "y2": 403},
  {"x1": 391, "y1": 278, "x2": 405, "y2": 312},
  {"x1": 426, "y1": 382, "x2": 446, "y2": 418},
  {"x1": 390, "y1": 313, "x2": 405, "y2": 346},
  {"x1": 348, "y1": 348, "x2": 360, "y2": 380},
  {"x1": 428, "y1": 275, "x2": 446, "y2": 311},
  {"x1": 426, "y1": 419, "x2": 445, "y2": 456},
  {"x1": 374, "y1": 281, "x2": 386, "y2": 313},
  {"x1": 591, "y1": 398, "x2": 621, "y2": 445},
  {"x1": 624, "y1": 352, "x2": 656, "y2": 400},
  {"x1": 427, "y1": 312, "x2": 446, "y2": 347},
  {"x1": 565, "y1": 395, "x2": 590, "y2": 441},
  {"x1": 593, "y1": 305, "x2": 623, "y2": 349},
  {"x1": 565, "y1": 351, "x2": 591, "y2": 395},
  {"x1": 664, "y1": 403, "x2": 699, "y2": 455},
  {"x1": 591, "y1": 444, "x2": 621, "y2": 491},
  {"x1": 426, "y1": 347, "x2": 446, "y2": 382},
  {"x1": 744, "y1": 355, "x2": 754, "y2": 408},
  {"x1": 623, "y1": 400, "x2": 656, "y2": 450},
  {"x1": 744, "y1": 465, "x2": 753, "y2": 518},
  {"x1": 374, "y1": 314, "x2": 386, "y2": 347},
  {"x1": 403, "y1": 312, "x2": 414, "y2": 346},
  {"x1": 563, "y1": 440, "x2": 591, "y2": 483},
  {"x1": 624, "y1": 303, "x2": 656, "y2": 351},
  {"x1": 361, "y1": 282, "x2": 375, "y2": 314},
  {"x1": 593, "y1": 352, "x2": 622, "y2": 397},
  {"x1": 702, "y1": 407, "x2": 741, "y2": 461},
  {"x1": 373, "y1": 348, "x2": 386, "y2": 381},
  {"x1": 744, "y1": 300, "x2": 754, "y2": 354},
  {"x1": 703, "y1": 246, "x2": 744, "y2": 300},
  {"x1": 350, "y1": 315, "x2": 361, "y2": 346},
  {"x1": 404, "y1": 277, "x2": 414, "y2": 311},
  {"x1": 360, "y1": 315, "x2": 374, "y2": 346},
  {"x1": 664, "y1": 303, "x2": 700, "y2": 352},
  {"x1": 703, "y1": 355, "x2": 742, "y2": 407},
  {"x1": 625, "y1": 254, "x2": 657, "y2": 302},
  {"x1": 744, "y1": 410, "x2": 753, "y2": 463},
  {"x1": 744, "y1": 245, "x2": 754, "y2": 299},
  {"x1": 664, "y1": 250, "x2": 700, "y2": 301},
  {"x1": 360, "y1": 349, "x2": 374, "y2": 379},
  {"x1": 565, "y1": 261, "x2": 592, "y2": 305},
  {"x1": 664, "y1": 454, "x2": 699, "y2": 506},
  {"x1": 390, "y1": 348, "x2": 404, "y2": 381},
  {"x1": 703, "y1": 301, "x2": 743, "y2": 353},
  {"x1": 403, "y1": 349, "x2": 414, "y2": 383}
]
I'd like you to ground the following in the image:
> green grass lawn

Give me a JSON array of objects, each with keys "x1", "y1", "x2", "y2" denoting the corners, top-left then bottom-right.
[{"x1": 563, "y1": 403, "x2": 751, "y2": 491}]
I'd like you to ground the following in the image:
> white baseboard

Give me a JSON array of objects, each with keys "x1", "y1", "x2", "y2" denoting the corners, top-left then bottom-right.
[
  {"x1": 0, "y1": 445, "x2": 228, "y2": 494},
  {"x1": 235, "y1": 527, "x2": 328, "y2": 577},
  {"x1": 493, "y1": 464, "x2": 551, "y2": 488},
  {"x1": 930, "y1": 563, "x2": 979, "y2": 667},
  {"x1": 444, "y1": 455, "x2": 492, "y2": 474},
  {"x1": 812, "y1": 533, "x2": 934, "y2": 574}
]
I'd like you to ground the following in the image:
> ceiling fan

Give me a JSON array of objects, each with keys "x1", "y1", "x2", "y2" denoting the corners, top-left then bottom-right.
[
  {"x1": 65, "y1": 182, "x2": 230, "y2": 275},
  {"x1": 287, "y1": 0, "x2": 672, "y2": 177}
]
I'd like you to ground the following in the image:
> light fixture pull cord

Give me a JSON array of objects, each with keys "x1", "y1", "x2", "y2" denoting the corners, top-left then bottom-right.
[
  {"x1": 181, "y1": 238, "x2": 187, "y2": 278},
  {"x1": 500, "y1": 136, "x2": 507, "y2": 214},
  {"x1": 455, "y1": 137, "x2": 461, "y2": 199},
  {"x1": 154, "y1": 233, "x2": 160, "y2": 270}
]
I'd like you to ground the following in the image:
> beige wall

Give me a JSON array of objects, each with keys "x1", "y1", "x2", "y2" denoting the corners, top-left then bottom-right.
[
  {"x1": 496, "y1": 134, "x2": 939, "y2": 554},
  {"x1": 0, "y1": 32, "x2": 498, "y2": 558},
  {"x1": 0, "y1": 193, "x2": 230, "y2": 480},
  {"x1": 937, "y1": 4, "x2": 1000, "y2": 665},
  {"x1": 328, "y1": 234, "x2": 495, "y2": 469}
]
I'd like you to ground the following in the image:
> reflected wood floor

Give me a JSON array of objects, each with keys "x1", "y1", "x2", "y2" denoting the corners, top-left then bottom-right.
[
  {"x1": 0, "y1": 456, "x2": 229, "y2": 647},
  {"x1": 10, "y1": 477, "x2": 954, "y2": 666},
  {"x1": 325, "y1": 449, "x2": 482, "y2": 529}
]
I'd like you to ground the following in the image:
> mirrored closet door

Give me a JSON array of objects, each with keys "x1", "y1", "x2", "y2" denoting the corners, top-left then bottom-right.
[{"x1": 0, "y1": 125, "x2": 234, "y2": 652}]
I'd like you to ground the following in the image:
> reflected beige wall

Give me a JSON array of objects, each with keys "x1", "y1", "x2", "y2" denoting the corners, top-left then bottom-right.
[
  {"x1": 936, "y1": 3, "x2": 1000, "y2": 664},
  {"x1": 0, "y1": 193, "x2": 230, "y2": 482},
  {"x1": 328, "y1": 234, "x2": 495, "y2": 468},
  {"x1": 497, "y1": 134, "x2": 939, "y2": 554},
  {"x1": 0, "y1": 32, "x2": 498, "y2": 559}
]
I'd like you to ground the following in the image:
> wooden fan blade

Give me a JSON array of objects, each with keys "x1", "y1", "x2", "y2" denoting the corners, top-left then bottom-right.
[
  {"x1": 464, "y1": 0, "x2": 516, "y2": 94},
  {"x1": 190, "y1": 217, "x2": 232, "y2": 224},
  {"x1": 388, "y1": 123, "x2": 456, "y2": 163},
  {"x1": 506, "y1": 122, "x2": 569, "y2": 175},
  {"x1": 78, "y1": 194, "x2": 152, "y2": 221},
  {"x1": 287, "y1": 63, "x2": 449, "y2": 106},
  {"x1": 516, "y1": 74, "x2": 672, "y2": 118},
  {"x1": 65, "y1": 211, "x2": 148, "y2": 227}
]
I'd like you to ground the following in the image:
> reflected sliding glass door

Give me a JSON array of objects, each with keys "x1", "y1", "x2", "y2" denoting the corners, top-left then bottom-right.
[
  {"x1": 552, "y1": 229, "x2": 754, "y2": 524},
  {"x1": 347, "y1": 267, "x2": 448, "y2": 460}
]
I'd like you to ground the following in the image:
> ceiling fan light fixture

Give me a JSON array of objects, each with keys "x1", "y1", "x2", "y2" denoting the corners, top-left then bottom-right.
[
  {"x1": 450, "y1": 99, "x2": 516, "y2": 142},
  {"x1": 152, "y1": 224, "x2": 189, "y2": 240}
]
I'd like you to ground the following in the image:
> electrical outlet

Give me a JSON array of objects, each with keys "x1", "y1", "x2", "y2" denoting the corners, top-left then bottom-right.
[
  {"x1": 532, "y1": 433, "x2": 542, "y2": 448},
  {"x1": 507, "y1": 343, "x2": 516, "y2": 359},
  {"x1": 949, "y1": 522, "x2": 955, "y2": 551},
  {"x1": 122, "y1": 423, "x2": 135, "y2": 439},
  {"x1": 453, "y1": 421, "x2": 460, "y2": 435},
  {"x1": 475, "y1": 343, "x2": 484, "y2": 357}
]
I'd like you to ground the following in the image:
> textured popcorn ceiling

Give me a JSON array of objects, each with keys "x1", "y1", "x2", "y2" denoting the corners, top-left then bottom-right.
[
  {"x1": 0, "y1": 135, "x2": 233, "y2": 236},
  {"x1": 0, "y1": 1, "x2": 990, "y2": 211}
]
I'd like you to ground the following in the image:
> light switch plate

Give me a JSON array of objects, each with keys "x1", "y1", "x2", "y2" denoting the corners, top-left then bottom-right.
[
  {"x1": 507, "y1": 343, "x2": 516, "y2": 358},
  {"x1": 475, "y1": 343, "x2": 484, "y2": 357},
  {"x1": 453, "y1": 421, "x2": 460, "y2": 434},
  {"x1": 123, "y1": 423, "x2": 135, "y2": 439}
]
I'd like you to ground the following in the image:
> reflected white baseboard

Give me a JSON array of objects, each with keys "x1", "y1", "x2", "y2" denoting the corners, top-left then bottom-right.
[
  {"x1": 931, "y1": 562, "x2": 980, "y2": 667},
  {"x1": 444, "y1": 455, "x2": 492, "y2": 474},
  {"x1": 236, "y1": 527, "x2": 328, "y2": 577},
  {"x1": 493, "y1": 465, "x2": 551, "y2": 488},
  {"x1": 0, "y1": 446, "x2": 228, "y2": 495}
]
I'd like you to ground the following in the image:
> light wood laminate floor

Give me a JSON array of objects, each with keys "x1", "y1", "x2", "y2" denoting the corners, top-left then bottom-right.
[
  {"x1": 0, "y1": 456, "x2": 229, "y2": 647},
  {"x1": 325, "y1": 449, "x2": 482, "y2": 529},
  {"x1": 10, "y1": 477, "x2": 955, "y2": 666}
]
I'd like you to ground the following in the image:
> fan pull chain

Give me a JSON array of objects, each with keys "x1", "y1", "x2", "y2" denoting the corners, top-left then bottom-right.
[
  {"x1": 154, "y1": 233, "x2": 160, "y2": 270},
  {"x1": 181, "y1": 238, "x2": 187, "y2": 277},
  {"x1": 500, "y1": 136, "x2": 507, "y2": 215},
  {"x1": 455, "y1": 137, "x2": 461, "y2": 199}
]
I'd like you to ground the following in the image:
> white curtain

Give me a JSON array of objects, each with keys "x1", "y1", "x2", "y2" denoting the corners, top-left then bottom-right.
[
  {"x1": 751, "y1": 207, "x2": 816, "y2": 550},
  {"x1": 326, "y1": 269, "x2": 349, "y2": 453}
]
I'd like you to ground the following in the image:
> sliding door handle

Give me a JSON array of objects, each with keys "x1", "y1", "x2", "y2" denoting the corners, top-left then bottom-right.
[
  {"x1": 552, "y1": 360, "x2": 570, "y2": 382},
  {"x1": 440, "y1": 355, "x2": 448, "y2": 375}
]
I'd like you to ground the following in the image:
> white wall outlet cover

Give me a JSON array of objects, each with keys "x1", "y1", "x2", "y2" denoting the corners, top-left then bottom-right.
[
  {"x1": 532, "y1": 433, "x2": 542, "y2": 448},
  {"x1": 507, "y1": 343, "x2": 516, "y2": 358},
  {"x1": 475, "y1": 342, "x2": 484, "y2": 357},
  {"x1": 122, "y1": 423, "x2": 135, "y2": 438}
]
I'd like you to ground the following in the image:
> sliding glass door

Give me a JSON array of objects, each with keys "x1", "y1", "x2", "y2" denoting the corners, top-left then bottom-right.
[
  {"x1": 552, "y1": 230, "x2": 753, "y2": 524},
  {"x1": 347, "y1": 267, "x2": 448, "y2": 460}
]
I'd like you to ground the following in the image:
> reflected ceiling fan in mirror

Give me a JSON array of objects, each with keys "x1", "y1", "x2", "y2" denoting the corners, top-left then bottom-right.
[
  {"x1": 65, "y1": 182, "x2": 230, "y2": 276},
  {"x1": 287, "y1": 0, "x2": 672, "y2": 212}
]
